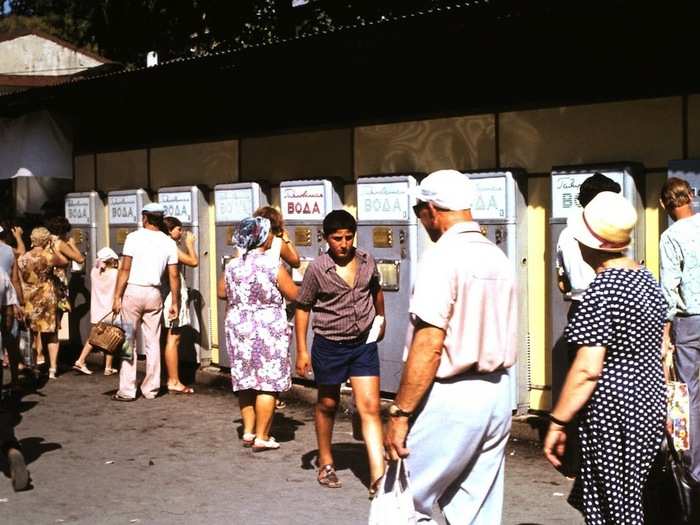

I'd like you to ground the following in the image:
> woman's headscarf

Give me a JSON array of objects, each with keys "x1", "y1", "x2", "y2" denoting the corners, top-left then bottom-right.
[{"x1": 234, "y1": 216, "x2": 271, "y2": 255}]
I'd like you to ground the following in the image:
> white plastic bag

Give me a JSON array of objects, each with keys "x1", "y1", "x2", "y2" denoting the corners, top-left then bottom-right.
[
  {"x1": 18, "y1": 325, "x2": 33, "y2": 366},
  {"x1": 368, "y1": 459, "x2": 417, "y2": 525}
]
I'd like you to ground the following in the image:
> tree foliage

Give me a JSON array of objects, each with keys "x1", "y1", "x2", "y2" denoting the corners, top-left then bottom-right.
[{"x1": 1, "y1": 0, "x2": 463, "y2": 67}]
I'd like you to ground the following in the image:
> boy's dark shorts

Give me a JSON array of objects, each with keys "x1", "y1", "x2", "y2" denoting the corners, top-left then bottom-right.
[{"x1": 311, "y1": 334, "x2": 379, "y2": 385}]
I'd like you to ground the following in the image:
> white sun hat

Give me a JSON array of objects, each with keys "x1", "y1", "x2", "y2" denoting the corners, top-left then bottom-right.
[
  {"x1": 569, "y1": 191, "x2": 637, "y2": 252},
  {"x1": 96, "y1": 247, "x2": 119, "y2": 261},
  {"x1": 413, "y1": 169, "x2": 476, "y2": 211}
]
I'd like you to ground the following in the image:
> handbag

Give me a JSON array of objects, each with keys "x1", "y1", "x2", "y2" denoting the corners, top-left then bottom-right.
[
  {"x1": 368, "y1": 459, "x2": 417, "y2": 525},
  {"x1": 666, "y1": 353, "x2": 690, "y2": 453},
  {"x1": 644, "y1": 431, "x2": 700, "y2": 524},
  {"x1": 88, "y1": 313, "x2": 125, "y2": 355}
]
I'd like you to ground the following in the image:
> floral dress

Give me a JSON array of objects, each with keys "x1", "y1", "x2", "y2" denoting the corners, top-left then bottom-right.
[
  {"x1": 224, "y1": 250, "x2": 291, "y2": 392},
  {"x1": 18, "y1": 249, "x2": 58, "y2": 333}
]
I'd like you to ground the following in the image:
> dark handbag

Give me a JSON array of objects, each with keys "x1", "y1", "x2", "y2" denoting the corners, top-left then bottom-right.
[
  {"x1": 644, "y1": 431, "x2": 700, "y2": 524},
  {"x1": 88, "y1": 313, "x2": 126, "y2": 355}
]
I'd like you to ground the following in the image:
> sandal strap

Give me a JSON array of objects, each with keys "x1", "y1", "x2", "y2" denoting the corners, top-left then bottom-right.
[{"x1": 318, "y1": 464, "x2": 340, "y2": 484}]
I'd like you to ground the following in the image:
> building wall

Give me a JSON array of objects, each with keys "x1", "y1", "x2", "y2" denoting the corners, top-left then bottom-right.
[
  {"x1": 150, "y1": 140, "x2": 238, "y2": 188},
  {"x1": 0, "y1": 34, "x2": 103, "y2": 76},
  {"x1": 77, "y1": 94, "x2": 697, "y2": 411}
]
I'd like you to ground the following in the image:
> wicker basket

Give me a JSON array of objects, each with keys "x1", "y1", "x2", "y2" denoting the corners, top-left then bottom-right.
[{"x1": 88, "y1": 314, "x2": 126, "y2": 355}]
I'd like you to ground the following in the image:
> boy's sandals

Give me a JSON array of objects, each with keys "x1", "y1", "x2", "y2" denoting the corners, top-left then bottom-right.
[
  {"x1": 368, "y1": 477, "x2": 382, "y2": 500},
  {"x1": 252, "y1": 436, "x2": 280, "y2": 453},
  {"x1": 241, "y1": 433, "x2": 256, "y2": 448},
  {"x1": 317, "y1": 464, "x2": 342, "y2": 488},
  {"x1": 104, "y1": 367, "x2": 118, "y2": 376}
]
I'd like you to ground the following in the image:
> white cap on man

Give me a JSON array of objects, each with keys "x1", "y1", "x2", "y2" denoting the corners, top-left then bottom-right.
[
  {"x1": 141, "y1": 202, "x2": 166, "y2": 214},
  {"x1": 414, "y1": 169, "x2": 476, "y2": 211}
]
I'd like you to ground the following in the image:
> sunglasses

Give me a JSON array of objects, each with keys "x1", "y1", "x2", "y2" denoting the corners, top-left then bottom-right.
[{"x1": 412, "y1": 201, "x2": 429, "y2": 217}]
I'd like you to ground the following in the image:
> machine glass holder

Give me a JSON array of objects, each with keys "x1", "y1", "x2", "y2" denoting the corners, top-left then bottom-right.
[{"x1": 376, "y1": 259, "x2": 400, "y2": 291}]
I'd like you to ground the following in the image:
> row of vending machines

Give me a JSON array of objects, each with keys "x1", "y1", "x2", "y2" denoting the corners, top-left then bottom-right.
[{"x1": 65, "y1": 161, "x2": 690, "y2": 413}]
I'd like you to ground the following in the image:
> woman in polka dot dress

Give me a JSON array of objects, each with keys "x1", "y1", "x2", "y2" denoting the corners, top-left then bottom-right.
[{"x1": 543, "y1": 191, "x2": 666, "y2": 524}]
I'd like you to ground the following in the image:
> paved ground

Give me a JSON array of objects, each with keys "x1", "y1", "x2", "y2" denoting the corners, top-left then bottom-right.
[{"x1": 0, "y1": 364, "x2": 583, "y2": 525}]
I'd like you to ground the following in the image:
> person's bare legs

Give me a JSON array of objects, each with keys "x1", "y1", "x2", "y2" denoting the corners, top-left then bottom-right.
[
  {"x1": 238, "y1": 389, "x2": 257, "y2": 437},
  {"x1": 2, "y1": 308, "x2": 21, "y2": 384},
  {"x1": 349, "y1": 375, "x2": 385, "y2": 488},
  {"x1": 104, "y1": 354, "x2": 115, "y2": 373},
  {"x1": 75, "y1": 341, "x2": 93, "y2": 367},
  {"x1": 316, "y1": 385, "x2": 340, "y2": 467},
  {"x1": 34, "y1": 331, "x2": 44, "y2": 366},
  {"x1": 254, "y1": 392, "x2": 277, "y2": 440},
  {"x1": 45, "y1": 332, "x2": 59, "y2": 377},
  {"x1": 164, "y1": 329, "x2": 184, "y2": 388}
]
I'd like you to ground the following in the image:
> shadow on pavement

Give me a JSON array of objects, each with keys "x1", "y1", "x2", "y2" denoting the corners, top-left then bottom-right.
[
  {"x1": 0, "y1": 436, "x2": 62, "y2": 481},
  {"x1": 300, "y1": 442, "x2": 370, "y2": 487}
]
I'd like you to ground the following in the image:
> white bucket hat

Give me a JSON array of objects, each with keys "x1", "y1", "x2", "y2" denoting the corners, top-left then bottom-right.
[
  {"x1": 569, "y1": 191, "x2": 637, "y2": 252},
  {"x1": 96, "y1": 247, "x2": 119, "y2": 262},
  {"x1": 413, "y1": 169, "x2": 476, "y2": 211}
]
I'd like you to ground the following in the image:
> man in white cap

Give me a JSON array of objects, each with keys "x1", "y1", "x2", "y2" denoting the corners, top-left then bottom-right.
[
  {"x1": 385, "y1": 169, "x2": 517, "y2": 524},
  {"x1": 112, "y1": 203, "x2": 180, "y2": 401}
]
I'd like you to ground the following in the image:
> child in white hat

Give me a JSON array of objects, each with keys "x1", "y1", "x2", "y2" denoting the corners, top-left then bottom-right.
[{"x1": 73, "y1": 247, "x2": 120, "y2": 375}]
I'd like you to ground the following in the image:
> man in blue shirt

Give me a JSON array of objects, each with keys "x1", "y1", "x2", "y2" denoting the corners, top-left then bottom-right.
[{"x1": 660, "y1": 176, "x2": 700, "y2": 481}]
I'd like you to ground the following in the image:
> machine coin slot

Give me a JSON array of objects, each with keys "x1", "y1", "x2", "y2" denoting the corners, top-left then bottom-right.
[
  {"x1": 399, "y1": 230, "x2": 405, "y2": 244},
  {"x1": 294, "y1": 228, "x2": 312, "y2": 247},
  {"x1": 372, "y1": 227, "x2": 393, "y2": 248},
  {"x1": 495, "y1": 227, "x2": 505, "y2": 245},
  {"x1": 376, "y1": 259, "x2": 400, "y2": 291}
]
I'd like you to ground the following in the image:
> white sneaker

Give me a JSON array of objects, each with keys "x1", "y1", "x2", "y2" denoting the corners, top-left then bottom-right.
[{"x1": 48, "y1": 368, "x2": 56, "y2": 380}]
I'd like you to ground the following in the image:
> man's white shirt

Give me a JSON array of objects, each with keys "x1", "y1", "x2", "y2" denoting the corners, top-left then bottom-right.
[{"x1": 123, "y1": 229, "x2": 178, "y2": 286}]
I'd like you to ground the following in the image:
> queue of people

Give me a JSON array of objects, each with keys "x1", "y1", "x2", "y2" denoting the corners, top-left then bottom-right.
[{"x1": 2, "y1": 169, "x2": 697, "y2": 522}]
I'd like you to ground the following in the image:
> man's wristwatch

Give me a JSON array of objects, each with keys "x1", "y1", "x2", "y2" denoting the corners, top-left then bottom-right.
[{"x1": 388, "y1": 403, "x2": 413, "y2": 418}]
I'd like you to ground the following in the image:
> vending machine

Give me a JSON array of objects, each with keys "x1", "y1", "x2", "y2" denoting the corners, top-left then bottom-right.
[
  {"x1": 107, "y1": 189, "x2": 151, "y2": 255},
  {"x1": 280, "y1": 179, "x2": 343, "y2": 378},
  {"x1": 213, "y1": 182, "x2": 268, "y2": 367},
  {"x1": 64, "y1": 192, "x2": 107, "y2": 346},
  {"x1": 107, "y1": 189, "x2": 151, "y2": 355},
  {"x1": 355, "y1": 174, "x2": 426, "y2": 393},
  {"x1": 549, "y1": 163, "x2": 645, "y2": 407},
  {"x1": 157, "y1": 186, "x2": 211, "y2": 364},
  {"x1": 467, "y1": 170, "x2": 529, "y2": 413}
]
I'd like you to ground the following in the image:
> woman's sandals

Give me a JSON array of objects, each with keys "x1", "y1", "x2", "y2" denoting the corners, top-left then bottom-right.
[
  {"x1": 252, "y1": 436, "x2": 280, "y2": 453},
  {"x1": 317, "y1": 464, "x2": 342, "y2": 488}
]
